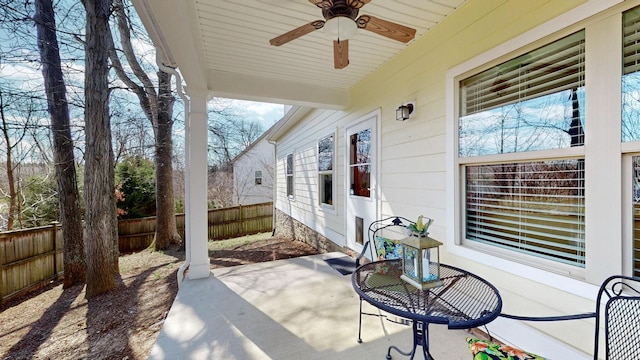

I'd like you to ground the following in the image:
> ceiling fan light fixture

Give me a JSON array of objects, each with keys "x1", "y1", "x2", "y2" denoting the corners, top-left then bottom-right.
[
  {"x1": 324, "y1": 16, "x2": 357, "y2": 41},
  {"x1": 269, "y1": 1, "x2": 417, "y2": 69}
]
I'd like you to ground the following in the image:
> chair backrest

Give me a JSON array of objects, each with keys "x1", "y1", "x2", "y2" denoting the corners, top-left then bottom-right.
[
  {"x1": 594, "y1": 275, "x2": 640, "y2": 359},
  {"x1": 367, "y1": 216, "x2": 415, "y2": 262}
]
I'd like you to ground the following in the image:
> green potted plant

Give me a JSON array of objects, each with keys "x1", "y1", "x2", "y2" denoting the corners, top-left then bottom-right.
[{"x1": 407, "y1": 215, "x2": 433, "y2": 237}]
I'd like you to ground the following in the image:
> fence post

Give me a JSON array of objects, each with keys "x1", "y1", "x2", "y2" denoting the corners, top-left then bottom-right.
[
  {"x1": 51, "y1": 221, "x2": 59, "y2": 279},
  {"x1": 0, "y1": 232, "x2": 5, "y2": 301},
  {"x1": 239, "y1": 204, "x2": 243, "y2": 235}
]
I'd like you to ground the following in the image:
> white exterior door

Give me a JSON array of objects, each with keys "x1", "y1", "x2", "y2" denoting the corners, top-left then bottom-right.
[{"x1": 345, "y1": 112, "x2": 379, "y2": 254}]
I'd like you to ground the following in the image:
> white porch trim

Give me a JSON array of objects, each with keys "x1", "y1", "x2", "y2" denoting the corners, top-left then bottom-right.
[{"x1": 186, "y1": 90, "x2": 210, "y2": 280}]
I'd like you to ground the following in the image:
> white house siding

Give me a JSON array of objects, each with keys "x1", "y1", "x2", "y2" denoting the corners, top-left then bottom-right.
[
  {"x1": 271, "y1": 0, "x2": 639, "y2": 358},
  {"x1": 274, "y1": 109, "x2": 347, "y2": 247},
  {"x1": 232, "y1": 138, "x2": 274, "y2": 206}
]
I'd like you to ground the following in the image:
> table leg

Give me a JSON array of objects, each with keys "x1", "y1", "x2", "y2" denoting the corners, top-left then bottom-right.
[
  {"x1": 420, "y1": 322, "x2": 432, "y2": 359},
  {"x1": 386, "y1": 321, "x2": 433, "y2": 360}
]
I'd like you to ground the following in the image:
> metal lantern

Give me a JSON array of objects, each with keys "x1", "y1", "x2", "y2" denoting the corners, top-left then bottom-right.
[{"x1": 400, "y1": 236, "x2": 443, "y2": 290}]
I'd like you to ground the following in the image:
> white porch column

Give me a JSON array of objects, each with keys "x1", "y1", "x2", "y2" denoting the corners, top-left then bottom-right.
[{"x1": 186, "y1": 90, "x2": 210, "y2": 279}]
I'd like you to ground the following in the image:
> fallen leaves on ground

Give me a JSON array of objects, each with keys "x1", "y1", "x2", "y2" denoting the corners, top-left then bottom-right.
[{"x1": 0, "y1": 236, "x2": 317, "y2": 360}]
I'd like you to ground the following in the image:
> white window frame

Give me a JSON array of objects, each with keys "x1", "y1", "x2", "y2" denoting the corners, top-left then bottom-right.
[
  {"x1": 317, "y1": 131, "x2": 336, "y2": 212},
  {"x1": 255, "y1": 170, "x2": 262, "y2": 185},
  {"x1": 459, "y1": 30, "x2": 587, "y2": 276},
  {"x1": 622, "y1": 153, "x2": 640, "y2": 278},
  {"x1": 620, "y1": 5, "x2": 640, "y2": 279},
  {"x1": 446, "y1": 0, "x2": 623, "y2": 291},
  {"x1": 286, "y1": 153, "x2": 294, "y2": 200}
]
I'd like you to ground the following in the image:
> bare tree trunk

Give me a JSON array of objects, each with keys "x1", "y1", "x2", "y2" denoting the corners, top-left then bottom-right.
[
  {"x1": 109, "y1": 0, "x2": 180, "y2": 249},
  {"x1": 0, "y1": 90, "x2": 16, "y2": 230},
  {"x1": 34, "y1": 0, "x2": 86, "y2": 288},
  {"x1": 155, "y1": 70, "x2": 180, "y2": 249},
  {"x1": 84, "y1": 0, "x2": 118, "y2": 298}
]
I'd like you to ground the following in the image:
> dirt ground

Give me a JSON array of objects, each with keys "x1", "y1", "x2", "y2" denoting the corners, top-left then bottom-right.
[{"x1": 0, "y1": 235, "x2": 318, "y2": 360}]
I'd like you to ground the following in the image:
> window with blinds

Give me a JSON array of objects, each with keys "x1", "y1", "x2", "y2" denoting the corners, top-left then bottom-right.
[
  {"x1": 466, "y1": 160, "x2": 585, "y2": 266},
  {"x1": 286, "y1": 153, "x2": 294, "y2": 198},
  {"x1": 625, "y1": 7, "x2": 640, "y2": 279},
  {"x1": 459, "y1": 30, "x2": 587, "y2": 267},
  {"x1": 255, "y1": 170, "x2": 263, "y2": 185},
  {"x1": 633, "y1": 156, "x2": 640, "y2": 278},
  {"x1": 623, "y1": 6, "x2": 640, "y2": 142},
  {"x1": 318, "y1": 135, "x2": 334, "y2": 206},
  {"x1": 459, "y1": 31, "x2": 585, "y2": 157}
]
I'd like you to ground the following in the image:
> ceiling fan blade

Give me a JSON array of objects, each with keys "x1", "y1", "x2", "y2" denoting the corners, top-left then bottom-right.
[
  {"x1": 269, "y1": 20, "x2": 325, "y2": 46},
  {"x1": 333, "y1": 39, "x2": 349, "y2": 69},
  {"x1": 356, "y1": 15, "x2": 416, "y2": 43},
  {"x1": 348, "y1": 0, "x2": 371, "y2": 9},
  {"x1": 309, "y1": 0, "x2": 333, "y2": 8}
]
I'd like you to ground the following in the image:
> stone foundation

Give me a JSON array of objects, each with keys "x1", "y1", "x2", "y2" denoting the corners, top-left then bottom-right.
[{"x1": 274, "y1": 209, "x2": 350, "y2": 255}]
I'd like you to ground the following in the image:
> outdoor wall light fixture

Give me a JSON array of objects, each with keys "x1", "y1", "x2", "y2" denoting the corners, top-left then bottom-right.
[{"x1": 396, "y1": 102, "x2": 415, "y2": 121}]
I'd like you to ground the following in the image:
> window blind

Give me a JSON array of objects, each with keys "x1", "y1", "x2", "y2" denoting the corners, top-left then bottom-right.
[
  {"x1": 465, "y1": 160, "x2": 585, "y2": 267},
  {"x1": 624, "y1": 7, "x2": 640, "y2": 75},
  {"x1": 286, "y1": 154, "x2": 294, "y2": 197},
  {"x1": 461, "y1": 31, "x2": 585, "y2": 117},
  {"x1": 623, "y1": 7, "x2": 640, "y2": 143},
  {"x1": 628, "y1": 8, "x2": 640, "y2": 279}
]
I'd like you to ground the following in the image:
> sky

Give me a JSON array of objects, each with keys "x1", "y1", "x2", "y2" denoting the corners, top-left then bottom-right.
[
  {"x1": 226, "y1": 100, "x2": 286, "y2": 130},
  {"x1": 126, "y1": 30, "x2": 287, "y2": 130},
  {"x1": 0, "y1": 0, "x2": 286, "y2": 160}
]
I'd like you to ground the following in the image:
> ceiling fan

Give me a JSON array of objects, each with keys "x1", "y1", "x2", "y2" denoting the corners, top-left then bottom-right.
[{"x1": 269, "y1": 0, "x2": 416, "y2": 69}]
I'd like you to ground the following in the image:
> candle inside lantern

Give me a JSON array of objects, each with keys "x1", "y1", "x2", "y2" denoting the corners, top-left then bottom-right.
[{"x1": 422, "y1": 251, "x2": 430, "y2": 281}]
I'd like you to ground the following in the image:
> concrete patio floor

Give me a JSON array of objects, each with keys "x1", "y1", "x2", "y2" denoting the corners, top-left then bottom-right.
[{"x1": 149, "y1": 252, "x2": 474, "y2": 359}]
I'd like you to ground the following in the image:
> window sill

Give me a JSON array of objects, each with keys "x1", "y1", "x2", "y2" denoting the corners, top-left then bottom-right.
[
  {"x1": 447, "y1": 242, "x2": 597, "y2": 300},
  {"x1": 318, "y1": 203, "x2": 337, "y2": 215}
]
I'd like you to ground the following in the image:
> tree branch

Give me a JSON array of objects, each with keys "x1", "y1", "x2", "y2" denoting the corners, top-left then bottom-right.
[
  {"x1": 106, "y1": 31, "x2": 154, "y2": 125},
  {"x1": 112, "y1": 0, "x2": 157, "y2": 129}
]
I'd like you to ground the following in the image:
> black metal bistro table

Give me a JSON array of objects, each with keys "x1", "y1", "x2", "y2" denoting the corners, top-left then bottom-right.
[{"x1": 352, "y1": 259, "x2": 502, "y2": 359}]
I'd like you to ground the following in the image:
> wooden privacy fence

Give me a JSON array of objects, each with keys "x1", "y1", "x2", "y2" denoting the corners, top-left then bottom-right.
[
  {"x1": 0, "y1": 223, "x2": 63, "y2": 305},
  {"x1": 1, "y1": 202, "x2": 273, "y2": 303},
  {"x1": 118, "y1": 202, "x2": 274, "y2": 251}
]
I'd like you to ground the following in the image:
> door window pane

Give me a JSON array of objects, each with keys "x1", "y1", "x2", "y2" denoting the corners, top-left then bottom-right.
[
  {"x1": 350, "y1": 129, "x2": 371, "y2": 197},
  {"x1": 350, "y1": 165, "x2": 370, "y2": 197},
  {"x1": 350, "y1": 129, "x2": 371, "y2": 165}
]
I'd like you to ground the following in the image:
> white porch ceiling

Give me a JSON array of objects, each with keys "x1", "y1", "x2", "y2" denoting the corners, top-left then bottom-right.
[{"x1": 132, "y1": 0, "x2": 466, "y2": 109}]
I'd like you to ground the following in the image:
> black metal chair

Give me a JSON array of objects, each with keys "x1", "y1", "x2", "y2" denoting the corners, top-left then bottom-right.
[
  {"x1": 355, "y1": 216, "x2": 416, "y2": 343},
  {"x1": 477, "y1": 275, "x2": 640, "y2": 359}
]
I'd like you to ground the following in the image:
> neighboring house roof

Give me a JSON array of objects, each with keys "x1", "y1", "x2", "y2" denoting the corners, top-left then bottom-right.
[
  {"x1": 231, "y1": 105, "x2": 312, "y2": 163},
  {"x1": 230, "y1": 127, "x2": 273, "y2": 165}
]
